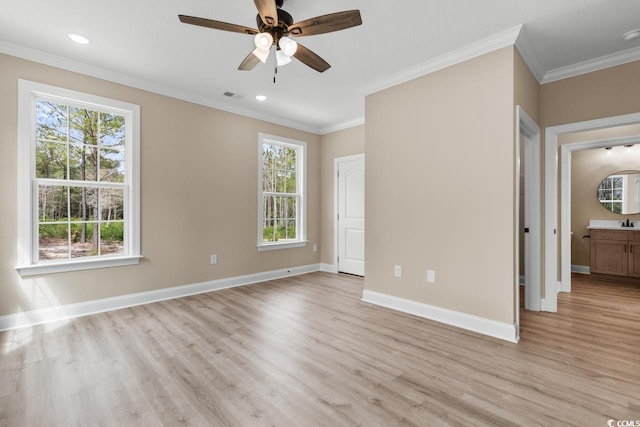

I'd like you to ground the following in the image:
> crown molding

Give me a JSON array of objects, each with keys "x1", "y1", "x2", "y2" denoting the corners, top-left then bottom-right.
[
  {"x1": 0, "y1": 40, "x2": 322, "y2": 135},
  {"x1": 514, "y1": 27, "x2": 545, "y2": 83},
  {"x1": 363, "y1": 25, "x2": 523, "y2": 96},
  {"x1": 542, "y1": 45, "x2": 640, "y2": 84},
  {"x1": 319, "y1": 116, "x2": 365, "y2": 135}
]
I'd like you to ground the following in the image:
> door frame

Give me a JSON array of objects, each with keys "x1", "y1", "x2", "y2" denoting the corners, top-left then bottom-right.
[
  {"x1": 544, "y1": 112, "x2": 640, "y2": 311},
  {"x1": 334, "y1": 153, "x2": 365, "y2": 273},
  {"x1": 515, "y1": 106, "x2": 542, "y2": 335}
]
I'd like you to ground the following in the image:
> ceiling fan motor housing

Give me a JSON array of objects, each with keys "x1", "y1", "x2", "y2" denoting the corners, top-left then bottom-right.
[{"x1": 256, "y1": 8, "x2": 294, "y2": 46}]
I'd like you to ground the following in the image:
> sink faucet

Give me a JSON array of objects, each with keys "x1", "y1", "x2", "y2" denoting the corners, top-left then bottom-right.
[{"x1": 624, "y1": 218, "x2": 634, "y2": 227}]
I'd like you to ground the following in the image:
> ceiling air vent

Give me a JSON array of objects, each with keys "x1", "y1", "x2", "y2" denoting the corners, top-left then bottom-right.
[{"x1": 223, "y1": 91, "x2": 243, "y2": 100}]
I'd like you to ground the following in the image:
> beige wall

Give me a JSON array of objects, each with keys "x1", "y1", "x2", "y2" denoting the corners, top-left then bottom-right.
[
  {"x1": 0, "y1": 53, "x2": 321, "y2": 317},
  {"x1": 514, "y1": 49, "x2": 540, "y2": 123},
  {"x1": 319, "y1": 125, "x2": 365, "y2": 266},
  {"x1": 567, "y1": 126, "x2": 640, "y2": 267},
  {"x1": 540, "y1": 61, "x2": 640, "y2": 128},
  {"x1": 365, "y1": 46, "x2": 516, "y2": 324}
]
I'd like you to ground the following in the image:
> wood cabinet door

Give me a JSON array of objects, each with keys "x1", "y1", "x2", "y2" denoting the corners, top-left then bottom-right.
[
  {"x1": 590, "y1": 239, "x2": 628, "y2": 276},
  {"x1": 628, "y1": 242, "x2": 640, "y2": 277}
]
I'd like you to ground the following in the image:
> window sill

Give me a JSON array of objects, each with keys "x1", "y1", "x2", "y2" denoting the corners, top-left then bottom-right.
[
  {"x1": 257, "y1": 241, "x2": 307, "y2": 252},
  {"x1": 16, "y1": 255, "x2": 143, "y2": 277}
]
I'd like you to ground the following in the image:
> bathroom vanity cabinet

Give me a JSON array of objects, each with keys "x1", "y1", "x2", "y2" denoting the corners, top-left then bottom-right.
[{"x1": 590, "y1": 229, "x2": 640, "y2": 281}]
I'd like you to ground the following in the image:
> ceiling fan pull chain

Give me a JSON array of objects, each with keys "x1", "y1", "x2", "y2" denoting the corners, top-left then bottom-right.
[{"x1": 273, "y1": 46, "x2": 278, "y2": 84}]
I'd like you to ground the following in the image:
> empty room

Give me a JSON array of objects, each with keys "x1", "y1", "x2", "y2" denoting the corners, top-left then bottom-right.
[{"x1": 1, "y1": 0, "x2": 640, "y2": 425}]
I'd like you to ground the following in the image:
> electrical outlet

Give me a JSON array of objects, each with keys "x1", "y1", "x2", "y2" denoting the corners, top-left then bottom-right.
[
  {"x1": 427, "y1": 270, "x2": 435, "y2": 283},
  {"x1": 210, "y1": 254, "x2": 218, "y2": 265},
  {"x1": 313, "y1": 244, "x2": 318, "y2": 252},
  {"x1": 394, "y1": 265, "x2": 402, "y2": 277}
]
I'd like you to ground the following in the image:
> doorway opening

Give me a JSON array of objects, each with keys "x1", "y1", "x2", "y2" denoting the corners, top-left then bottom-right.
[{"x1": 544, "y1": 112, "x2": 640, "y2": 311}]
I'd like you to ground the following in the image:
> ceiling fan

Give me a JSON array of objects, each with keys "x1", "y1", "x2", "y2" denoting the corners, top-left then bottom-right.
[{"x1": 178, "y1": 0, "x2": 362, "y2": 73}]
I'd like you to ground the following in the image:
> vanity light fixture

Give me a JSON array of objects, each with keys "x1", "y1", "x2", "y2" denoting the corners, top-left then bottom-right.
[
  {"x1": 255, "y1": 95, "x2": 267, "y2": 101},
  {"x1": 605, "y1": 146, "x2": 613, "y2": 157},
  {"x1": 625, "y1": 144, "x2": 634, "y2": 154}
]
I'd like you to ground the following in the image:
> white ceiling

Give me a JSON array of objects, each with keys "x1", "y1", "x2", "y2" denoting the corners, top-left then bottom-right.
[{"x1": 1, "y1": 0, "x2": 640, "y2": 134}]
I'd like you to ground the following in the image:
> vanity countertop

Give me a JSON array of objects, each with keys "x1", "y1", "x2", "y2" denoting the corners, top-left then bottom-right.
[
  {"x1": 587, "y1": 226, "x2": 638, "y2": 230},
  {"x1": 587, "y1": 219, "x2": 639, "y2": 230}
]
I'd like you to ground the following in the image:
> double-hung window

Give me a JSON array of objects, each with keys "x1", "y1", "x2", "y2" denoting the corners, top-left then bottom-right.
[
  {"x1": 258, "y1": 133, "x2": 307, "y2": 251},
  {"x1": 16, "y1": 80, "x2": 141, "y2": 276}
]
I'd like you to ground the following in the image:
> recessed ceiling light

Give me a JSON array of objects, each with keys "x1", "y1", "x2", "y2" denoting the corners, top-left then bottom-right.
[
  {"x1": 68, "y1": 33, "x2": 90, "y2": 45},
  {"x1": 255, "y1": 95, "x2": 267, "y2": 101},
  {"x1": 623, "y1": 30, "x2": 640, "y2": 42}
]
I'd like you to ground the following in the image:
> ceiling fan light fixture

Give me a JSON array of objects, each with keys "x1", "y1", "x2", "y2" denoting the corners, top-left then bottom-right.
[
  {"x1": 254, "y1": 32, "x2": 273, "y2": 50},
  {"x1": 279, "y1": 36, "x2": 298, "y2": 56},
  {"x1": 276, "y1": 50, "x2": 292, "y2": 66},
  {"x1": 252, "y1": 47, "x2": 270, "y2": 63},
  {"x1": 252, "y1": 32, "x2": 273, "y2": 63}
]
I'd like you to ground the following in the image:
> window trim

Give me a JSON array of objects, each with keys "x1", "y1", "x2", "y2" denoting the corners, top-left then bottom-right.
[
  {"x1": 16, "y1": 80, "x2": 141, "y2": 276},
  {"x1": 257, "y1": 133, "x2": 307, "y2": 251}
]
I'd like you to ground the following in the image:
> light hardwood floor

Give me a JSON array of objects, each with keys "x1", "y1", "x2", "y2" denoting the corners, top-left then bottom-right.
[{"x1": 1, "y1": 272, "x2": 639, "y2": 426}]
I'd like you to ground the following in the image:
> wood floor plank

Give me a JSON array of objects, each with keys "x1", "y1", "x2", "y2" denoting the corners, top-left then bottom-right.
[{"x1": 1, "y1": 272, "x2": 639, "y2": 426}]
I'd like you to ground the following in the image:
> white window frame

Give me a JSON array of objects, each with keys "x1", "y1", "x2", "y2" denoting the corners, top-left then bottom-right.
[
  {"x1": 257, "y1": 133, "x2": 307, "y2": 251},
  {"x1": 16, "y1": 80, "x2": 142, "y2": 276}
]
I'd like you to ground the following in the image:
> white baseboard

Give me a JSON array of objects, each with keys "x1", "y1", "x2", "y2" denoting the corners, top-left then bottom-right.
[
  {"x1": 571, "y1": 264, "x2": 590, "y2": 274},
  {"x1": 0, "y1": 263, "x2": 321, "y2": 332},
  {"x1": 361, "y1": 290, "x2": 518, "y2": 343},
  {"x1": 320, "y1": 263, "x2": 338, "y2": 273}
]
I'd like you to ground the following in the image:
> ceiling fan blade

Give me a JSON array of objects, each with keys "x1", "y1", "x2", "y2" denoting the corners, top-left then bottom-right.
[
  {"x1": 178, "y1": 15, "x2": 258, "y2": 35},
  {"x1": 238, "y1": 52, "x2": 261, "y2": 71},
  {"x1": 288, "y1": 10, "x2": 362, "y2": 37},
  {"x1": 254, "y1": 0, "x2": 278, "y2": 26},
  {"x1": 293, "y1": 43, "x2": 331, "y2": 73}
]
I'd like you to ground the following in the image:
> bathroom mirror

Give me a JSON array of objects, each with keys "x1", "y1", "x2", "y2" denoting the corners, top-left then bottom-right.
[{"x1": 597, "y1": 170, "x2": 640, "y2": 214}]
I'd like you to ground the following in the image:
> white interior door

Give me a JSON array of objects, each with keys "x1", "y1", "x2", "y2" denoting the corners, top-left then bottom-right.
[{"x1": 338, "y1": 157, "x2": 365, "y2": 276}]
